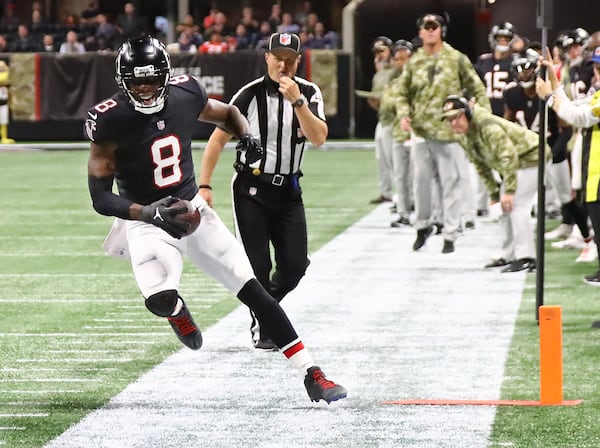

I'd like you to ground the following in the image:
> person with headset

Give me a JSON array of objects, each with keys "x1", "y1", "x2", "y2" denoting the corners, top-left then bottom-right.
[
  {"x1": 441, "y1": 95, "x2": 550, "y2": 273},
  {"x1": 395, "y1": 13, "x2": 490, "y2": 254}
]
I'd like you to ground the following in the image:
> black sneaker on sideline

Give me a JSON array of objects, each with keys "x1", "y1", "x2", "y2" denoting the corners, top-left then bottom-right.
[
  {"x1": 592, "y1": 320, "x2": 600, "y2": 328},
  {"x1": 390, "y1": 216, "x2": 411, "y2": 228},
  {"x1": 441, "y1": 239, "x2": 454, "y2": 253},
  {"x1": 501, "y1": 258, "x2": 536, "y2": 273},
  {"x1": 167, "y1": 303, "x2": 203, "y2": 350},
  {"x1": 484, "y1": 258, "x2": 511, "y2": 268},
  {"x1": 304, "y1": 366, "x2": 347, "y2": 404},
  {"x1": 413, "y1": 226, "x2": 434, "y2": 251},
  {"x1": 583, "y1": 270, "x2": 600, "y2": 286}
]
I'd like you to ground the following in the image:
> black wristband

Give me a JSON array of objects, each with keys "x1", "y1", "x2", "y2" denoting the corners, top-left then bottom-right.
[{"x1": 198, "y1": 184, "x2": 212, "y2": 190}]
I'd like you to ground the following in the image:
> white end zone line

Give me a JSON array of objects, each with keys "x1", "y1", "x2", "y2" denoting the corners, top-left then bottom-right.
[{"x1": 43, "y1": 205, "x2": 526, "y2": 448}]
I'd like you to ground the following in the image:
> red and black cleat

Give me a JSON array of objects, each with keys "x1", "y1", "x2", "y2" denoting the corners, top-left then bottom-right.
[
  {"x1": 167, "y1": 304, "x2": 203, "y2": 350},
  {"x1": 304, "y1": 366, "x2": 347, "y2": 404}
]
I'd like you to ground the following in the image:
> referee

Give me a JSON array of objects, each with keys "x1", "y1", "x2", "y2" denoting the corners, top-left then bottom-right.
[{"x1": 199, "y1": 32, "x2": 328, "y2": 350}]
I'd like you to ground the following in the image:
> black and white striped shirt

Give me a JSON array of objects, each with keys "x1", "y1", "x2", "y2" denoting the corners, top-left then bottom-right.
[{"x1": 230, "y1": 75, "x2": 326, "y2": 175}]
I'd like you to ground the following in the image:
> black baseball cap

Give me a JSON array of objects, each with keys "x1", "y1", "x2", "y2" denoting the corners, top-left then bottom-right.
[
  {"x1": 268, "y1": 32, "x2": 301, "y2": 55},
  {"x1": 372, "y1": 36, "x2": 392, "y2": 52},
  {"x1": 441, "y1": 96, "x2": 468, "y2": 120}
]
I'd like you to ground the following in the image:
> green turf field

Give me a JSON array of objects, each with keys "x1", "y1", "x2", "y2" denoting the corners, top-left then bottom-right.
[{"x1": 0, "y1": 148, "x2": 599, "y2": 448}]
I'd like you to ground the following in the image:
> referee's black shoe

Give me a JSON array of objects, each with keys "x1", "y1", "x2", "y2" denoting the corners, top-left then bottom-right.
[
  {"x1": 501, "y1": 257, "x2": 536, "y2": 273},
  {"x1": 304, "y1": 366, "x2": 347, "y2": 404},
  {"x1": 167, "y1": 303, "x2": 203, "y2": 350},
  {"x1": 413, "y1": 226, "x2": 434, "y2": 251}
]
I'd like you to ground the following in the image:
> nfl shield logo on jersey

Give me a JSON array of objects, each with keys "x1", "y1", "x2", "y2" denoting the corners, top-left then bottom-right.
[{"x1": 157, "y1": 120, "x2": 165, "y2": 130}]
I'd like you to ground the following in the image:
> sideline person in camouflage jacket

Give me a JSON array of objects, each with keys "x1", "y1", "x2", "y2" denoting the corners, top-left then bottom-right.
[
  {"x1": 442, "y1": 95, "x2": 550, "y2": 273},
  {"x1": 380, "y1": 39, "x2": 414, "y2": 227},
  {"x1": 368, "y1": 36, "x2": 395, "y2": 204},
  {"x1": 395, "y1": 13, "x2": 490, "y2": 254}
]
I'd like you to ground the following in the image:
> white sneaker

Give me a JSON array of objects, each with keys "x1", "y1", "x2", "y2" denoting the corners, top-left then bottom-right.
[
  {"x1": 552, "y1": 234, "x2": 586, "y2": 250},
  {"x1": 576, "y1": 241, "x2": 598, "y2": 263},
  {"x1": 544, "y1": 223, "x2": 574, "y2": 240}
]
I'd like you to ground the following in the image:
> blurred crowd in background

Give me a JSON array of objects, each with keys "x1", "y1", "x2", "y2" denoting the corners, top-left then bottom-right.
[{"x1": 0, "y1": 1, "x2": 340, "y2": 54}]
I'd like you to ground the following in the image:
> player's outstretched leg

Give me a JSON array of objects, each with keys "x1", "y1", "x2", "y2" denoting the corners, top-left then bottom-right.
[
  {"x1": 304, "y1": 366, "x2": 348, "y2": 404},
  {"x1": 145, "y1": 289, "x2": 203, "y2": 350},
  {"x1": 237, "y1": 279, "x2": 347, "y2": 403}
]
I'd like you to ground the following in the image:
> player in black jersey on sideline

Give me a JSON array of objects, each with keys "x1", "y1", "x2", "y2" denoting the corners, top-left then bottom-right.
[
  {"x1": 84, "y1": 36, "x2": 346, "y2": 404},
  {"x1": 473, "y1": 22, "x2": 517, "y2": 216},
  {"x1": 503, "y1": 47, "x2": 591, "y2": 262}
]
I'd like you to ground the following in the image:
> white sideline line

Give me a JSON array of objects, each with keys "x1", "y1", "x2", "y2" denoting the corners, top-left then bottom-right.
[
  {"x1": 44, "y1": 204, "x2": 526, "y2": 448},
  {"x1": 0, "y1": 427, "x2": 25, "y2": 431}
]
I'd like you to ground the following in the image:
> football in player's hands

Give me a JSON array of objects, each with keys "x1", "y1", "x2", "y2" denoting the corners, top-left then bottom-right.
[{"x1": 170, "y1": 199, "x2": 201, "y2": 236}]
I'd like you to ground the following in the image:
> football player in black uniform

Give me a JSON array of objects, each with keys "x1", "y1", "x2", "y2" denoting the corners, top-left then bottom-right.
[
  {"x1": 476, "y1": 22, "x2": 517, "y2": 116},
  {"x1": 473, "y1": 22, "x2": 517, "y2": 216},
  {"x1": 561, "y1": 28, "x2": 592, "y2": 100},
  {"x1": 85, "y1": 36, "x2": 346, "y2": 404},
  {"x1": 503, "y1": 48, "x2": 590, "y2": 248}
]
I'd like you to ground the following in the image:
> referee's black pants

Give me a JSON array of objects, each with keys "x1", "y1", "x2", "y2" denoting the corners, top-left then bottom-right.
[{"x1": 233, "y1": 172, "x2": 310, "y2": 302}]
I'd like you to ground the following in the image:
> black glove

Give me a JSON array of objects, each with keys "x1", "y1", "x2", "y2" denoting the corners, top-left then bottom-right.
[
  {"x1": 140, "y1": 196, "x2": 188, "y2": 239},
  {"x1": 236, "y1": 134, "x2": 263, "y2": 164}
]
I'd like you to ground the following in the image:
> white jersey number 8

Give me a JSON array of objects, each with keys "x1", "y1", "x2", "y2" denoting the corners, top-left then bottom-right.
[{"x1": 151, "y1": 135, "x2": 182, "y2": 187}]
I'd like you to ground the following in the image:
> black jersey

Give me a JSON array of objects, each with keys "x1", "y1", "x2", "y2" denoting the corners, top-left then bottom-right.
[
  {"x1": 503, "y1": 81, "x2": 559, "y2": 144},
  {"x1": 566, "y1": 61, "x2": 593, "y2": 100},
  {"x1": 84, "y1": 74, "x2": 208, "y2": 204},
  {"x1": 475, "y1": 53, "x2": 514, "y2": 116}
]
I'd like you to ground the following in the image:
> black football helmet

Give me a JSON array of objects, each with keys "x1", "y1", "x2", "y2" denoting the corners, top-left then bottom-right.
[
  {"x1": 115, "y1": 36, "x2": 172, "y2": 114},
  {"x1": 511, "y1": 48, "x2": 539, "y2": 88},
  {"x1": 562, "y1": 28, "x2": 589, "y2": 49},
  {"x1": 488, "y1": 22, "x2": 515, "y2": 52}
]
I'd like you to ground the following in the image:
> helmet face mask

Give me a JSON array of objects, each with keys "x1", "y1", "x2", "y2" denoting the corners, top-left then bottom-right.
[
  {"x1": 488, "y1": 22, "x2": 515, "y2": 53},
  {"x1": 115, "y1": 37, "x2": 172, "y2": 115},
  {"x1": 511, "y1": 49, "x2": 539, "y2": 88}
]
